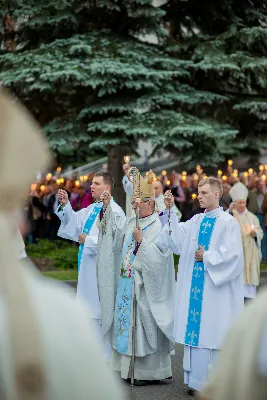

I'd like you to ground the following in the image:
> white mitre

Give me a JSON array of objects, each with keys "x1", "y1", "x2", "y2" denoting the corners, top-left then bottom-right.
[{"x1": 229, "y1": 182, "x2": 249, "y2": 201}]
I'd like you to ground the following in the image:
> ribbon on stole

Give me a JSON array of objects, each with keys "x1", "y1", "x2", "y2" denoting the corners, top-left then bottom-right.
[
  {"x1": 184, "y1": 215, "x2": 217, "y2": 347},
  {"x1": 115, "y1": 224, "x2": 151, "y2": 355},
  {"x1": 77, "y1": 202, "x2": 102, "y2": 274}
]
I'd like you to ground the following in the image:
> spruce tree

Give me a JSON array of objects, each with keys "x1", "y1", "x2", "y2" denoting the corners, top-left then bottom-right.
[
  {"x1": 163, "y1": 0, "x2": 267, "y2": 164},
  {"x1": 0, "y1": 0, "x2": 242, "y2": 206}
]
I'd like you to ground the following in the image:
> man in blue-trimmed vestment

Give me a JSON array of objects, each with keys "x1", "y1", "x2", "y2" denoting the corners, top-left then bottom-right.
[
  {"x1": 56, "y1": 171, "x2": 125, "y2": 357},
  {"x1": 158, "y1": 177, "x2": 244, "y2": 396},
  {"x1": 97, "y1": 169, "x2": 175, "y2": 385}
]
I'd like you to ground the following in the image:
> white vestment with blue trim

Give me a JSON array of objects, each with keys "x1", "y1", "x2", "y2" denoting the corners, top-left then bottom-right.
[{"x1": 158, "y1": 207, "x2": 244, "y2": 390}]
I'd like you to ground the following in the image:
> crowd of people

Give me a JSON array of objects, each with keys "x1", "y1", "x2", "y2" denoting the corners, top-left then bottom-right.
[
  {"x1": 25, "y1": 162, "x2": 267, "y2": 263},
  {"x1": 2, "y1": 85, "x2": 266, "y2": 399}
]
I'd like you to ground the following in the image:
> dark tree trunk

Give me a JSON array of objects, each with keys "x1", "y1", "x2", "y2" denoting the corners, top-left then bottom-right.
[{"x1": 108, "y1": 145, "x2": 126, "y2": 211}]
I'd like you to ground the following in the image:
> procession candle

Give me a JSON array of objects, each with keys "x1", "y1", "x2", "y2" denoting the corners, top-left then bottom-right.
[
  {"x1": 193, "y1": 174, "x2": 198, "y2": 180},
  {"x1": 166, "y1": 180, "x2": 171, "y2": 186},
  {"x1": 46, "y1": 173, "x2": 52, "y2": 180},
  {"x1": 31, "y1": 184, "x2": 37, "y2": 191},
  {"x1": 40, "y1": 185, "x2": 45, "y2": 192},
  {"x1": 80, "y1": 176, "x2": 84, "y2": 181},
  {"x1": 182, "y1": 176, "x2": 187, "y2": 181},
  {"x1": 124, "y1": 155, "x2": 130, "y2": 164},
  {"x1": 228, "y1": 160, "x2": 233, "y2": 166},
  {"x1": 196, "y1": 165, "x2": 201, "y2": 171},
  {"x1": 56, "y1": 178, "x2": 61, "y2": 185},
  {"x1": 222, "y1": 175, "x2": 227, "y2": 181},
  {"x1": 162, "y1": 170, "x2": 167, "y2": 176},
  {"x1": 259, "y1": 165, "x2": 264, "y2": 172},
  {"x1": 60, "y1": 178, "x2": 64, "y2": 183},
  {"x1": 192, "y1": 193, "x2": 197, "y2": 200},
  {"x1": 182, "y1": 171, "x2": 187, "y2": 176},
  {"x1": 217, "y1": 170, "x2": 222, "y2": 176},
  {"x1": 248, "y1": 168, "x2": 254, "y2": 175},
  {"x1": 262, "y1": 174, "x2": 266, "y2": 181},
  {"x1": 75, "y1": 180, "x2": 80, "y2": 187},
  {"x1": 56, "y1": 167, "x2": 61, "y2": 173}
]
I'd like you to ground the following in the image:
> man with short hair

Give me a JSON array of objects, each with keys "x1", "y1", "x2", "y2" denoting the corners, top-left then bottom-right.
[
  {"x1": 56, "y1": 171, "x2": 125, "y2": 356},
  {"x1": 157, "y1": 177, "x2": 244, "y2": 396},
  {"x1": 97, "y1": 169, "x2": 175, "y2": 385}
]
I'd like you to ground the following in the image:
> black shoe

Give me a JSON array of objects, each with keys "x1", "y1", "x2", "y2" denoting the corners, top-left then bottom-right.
[
  {"x1": 187, "y1": 389, "x2": 196, "y2": 396},
  {"x1": 166, "y1": 376, "x2": 172, "y2": 380}
]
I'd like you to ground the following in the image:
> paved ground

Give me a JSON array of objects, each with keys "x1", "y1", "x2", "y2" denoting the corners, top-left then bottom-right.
[
  {"x1": 65, "y1": 277, "x2": 267, "y2": 399},
  {"x1": 124, "y1": 343, "x2": 188, "y2": 400}
]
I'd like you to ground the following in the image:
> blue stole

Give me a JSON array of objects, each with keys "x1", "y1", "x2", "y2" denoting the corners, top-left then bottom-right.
[
  {"x1": 184, "y1": 214, "x2": 217, "y2": 347},
  {"x1": 77, "y1": 202, "x2": 102, "y2": 274},
  {"x1": 115, "y1": 224, "x2": 150, "y2": 355}
]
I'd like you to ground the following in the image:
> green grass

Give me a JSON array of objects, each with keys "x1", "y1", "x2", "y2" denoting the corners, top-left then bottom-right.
[
  {"x1": 27, "y1": 239, "x2": 78, "y2": 270},
  {"x1": 42, "y1": 270, "x2": 78, "y2": 280}
]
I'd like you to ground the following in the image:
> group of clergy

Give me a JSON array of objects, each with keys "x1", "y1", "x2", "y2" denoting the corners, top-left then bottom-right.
[{"x1": 55, "y1": 166, "x2": 264, "y2": 395}]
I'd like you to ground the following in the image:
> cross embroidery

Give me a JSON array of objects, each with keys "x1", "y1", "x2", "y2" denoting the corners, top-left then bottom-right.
[
  {"x1": 201, "y1": 220, "x2": 212, "y2": 234},
  {"x1": 192, "y1": 286, "x2": 201, "y2": 300},
  {"x1": 188, "y1": 330, "x2": 198, "y2": 346},
  {"x1": 193, "y1": 264, "x2": 203, "y2": 278},
  {"x1": 190, "y1": 308, "x2": 199, "y2": 323}
]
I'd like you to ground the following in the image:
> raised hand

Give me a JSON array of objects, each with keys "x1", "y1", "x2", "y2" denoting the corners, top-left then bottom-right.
[
  {"x1": 58, "y1": 189, "x2": 68, "y2": 206},
  {"x1": 100, "y1": 190, "x2": 111, "y2": 206},
  {"x1": 164, "y1": 190, "x2": 174, "y2": 210}
]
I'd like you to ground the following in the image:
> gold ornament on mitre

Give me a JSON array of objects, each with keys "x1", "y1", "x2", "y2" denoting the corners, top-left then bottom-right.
[{"x1": 128, "y1": 167, "x2": 155, "y2": 201}]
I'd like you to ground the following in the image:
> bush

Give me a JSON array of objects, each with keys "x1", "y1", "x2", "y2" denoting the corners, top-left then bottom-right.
[{"x1": 26, "y1": 239, "x2": 78, "y2": 270}]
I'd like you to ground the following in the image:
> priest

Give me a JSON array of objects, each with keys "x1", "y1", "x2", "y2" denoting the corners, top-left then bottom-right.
[
  {"x1": 56, "y1": 171, "x2": 125, "y2": 355},
  {"x1": 157, "y1": 177, "x2": 244, "y2": 395},
  {"x1": 228, "y1": 182, "x2": 263, "y2": 299},
  {"x1": 97, "y1": 168, "x2": 175, "y2": 385}
]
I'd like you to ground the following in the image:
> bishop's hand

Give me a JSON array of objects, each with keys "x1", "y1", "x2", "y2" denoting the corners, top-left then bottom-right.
[
  {"x1": 164, "y1": 190, "x2": 174, "y2": 210},
  {"x1": 133, "y1": 227, "x2": 143, "y2": 243},
  {"x1": 100, "y1": 190, "x2": 111, "y2": 206}
]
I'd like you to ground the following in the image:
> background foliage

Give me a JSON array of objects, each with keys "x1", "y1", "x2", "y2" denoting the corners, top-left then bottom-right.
[{"x1": 1, "y1": 0, "x2": 267, "y2": 204}]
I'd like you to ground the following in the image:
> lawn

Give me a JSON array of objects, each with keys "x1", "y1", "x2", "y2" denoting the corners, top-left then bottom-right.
[{"x1": 27, "y1": 240, "x2": 267, "y2": 281}]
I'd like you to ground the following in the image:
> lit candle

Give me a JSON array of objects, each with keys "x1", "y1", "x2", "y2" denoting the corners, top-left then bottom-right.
[
  {"x1": 31, "y1": 183, "x2": 37, "y2": 191},
  {"x1": 217, "y1": 170, "x2": 222, "y2": 176},
  {"x1": 259, "y1": 165, "x2": 264, "y2": 172},
  {"x1": 46, "y1": 173, "x2": 52, "y2": 180},
  {"x1": 182, "y1": 176, "x2": 187, "y2": 181},
  {"x1": 40, "y1": 185, "x2": 45, "y2": 192},
  {"x1": 244, "y1": 172, "x2": 248, "y2": 178},
  {"x1": 248, "y1": 168, "x2": 254, "y2": 174},
  {"x1": 80, "y1": 176, "x2": 84, "y2": 181},
  {"x1": 56, "y1": 178, "x2": 61, "y2": 185},
  {"x1": 75, "y1": 180, "x2": 80, "y2": 187},
  {"x1": 228, "y1": 160, "x2": 233, "y2": 166},
  {"x1": 60, "y1": 178, "x2": 64, "y2": 184},
  {"x1": 193, "y1": 174, "x2": 198, "y2": 180},
  {"x1": 162, "y1": 170, "x2": 167, "y2": 176},
  {"x1": 192, "y1": 193, "x2": 197, "y2": 200},
  {"x1": 166, "y1": 180, "x2": 171, "y2": 186},
  {"x1": 222, "y1": 175, "x2": 227, "y2": 181},
  {"x1": 124, "y1": 155, "x2": 130, "y2": 164},
  {"x1": 262, "y1": 174, "x2": 266, "y2": 181},
  {"x1": 57, "y1": 167, "x2": 61, "y2": 173},
  {"x1": 182, "y1": 171, "x2": 187, "y2": 176}
]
